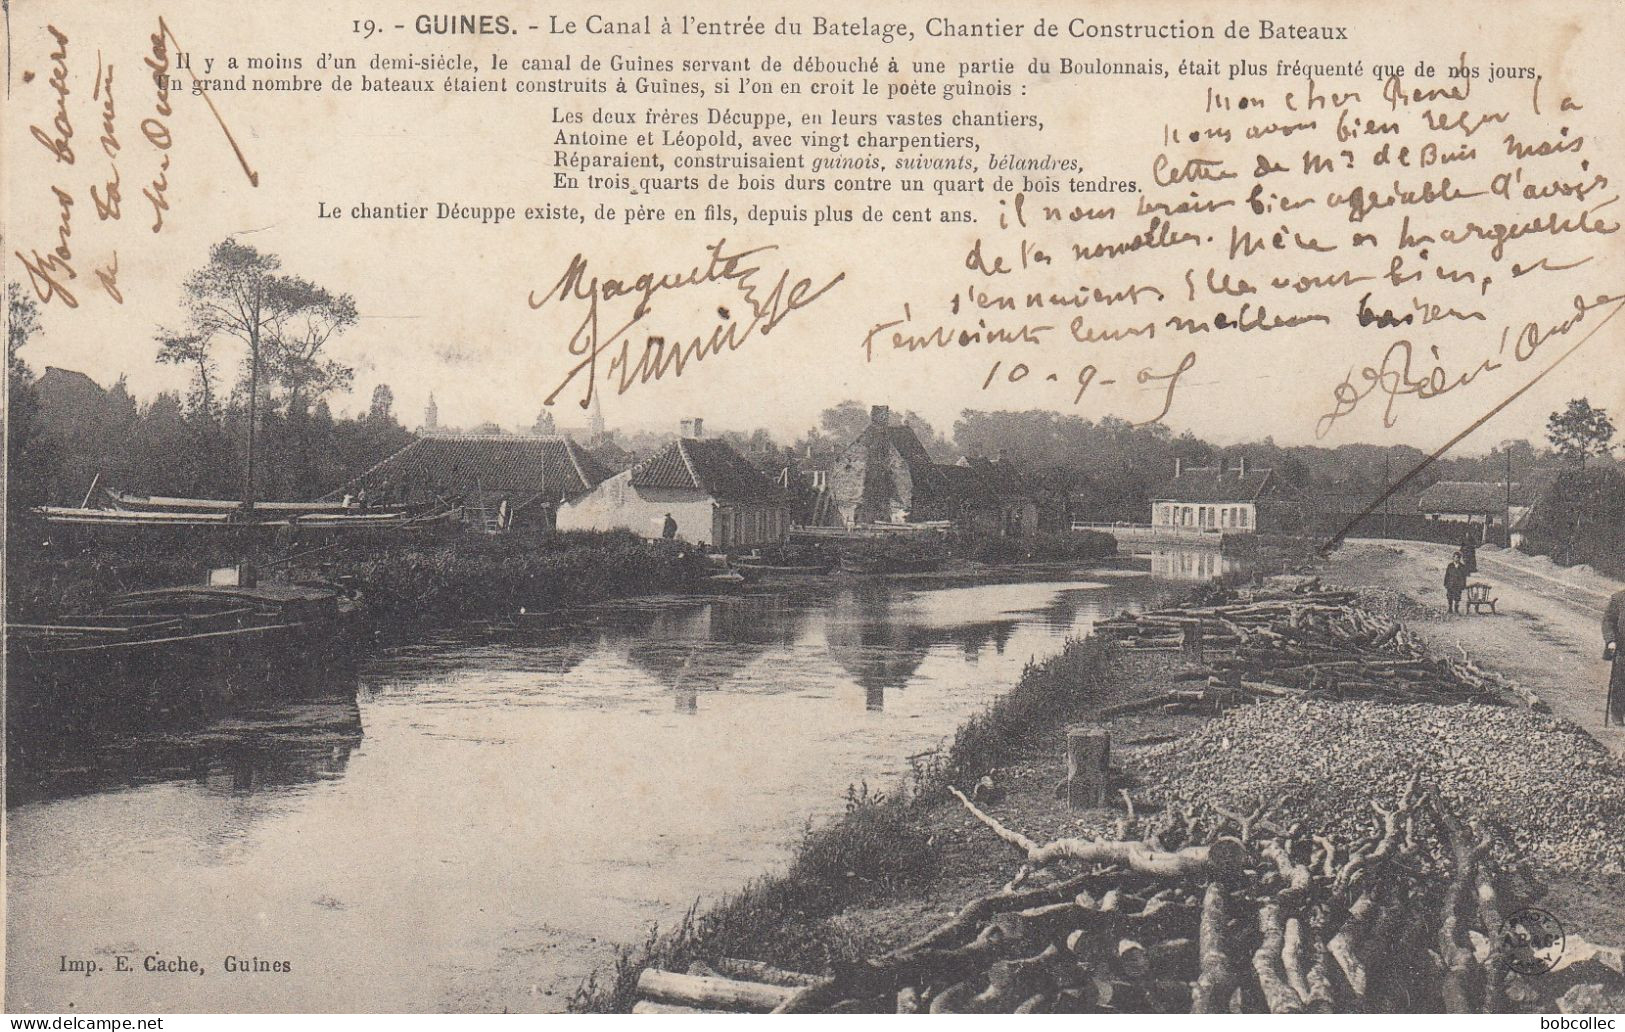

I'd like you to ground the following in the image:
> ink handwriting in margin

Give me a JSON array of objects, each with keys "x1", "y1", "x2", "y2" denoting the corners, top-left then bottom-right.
[{"x1": 531, "y1": 239, "x2": 845, "y2": 409}]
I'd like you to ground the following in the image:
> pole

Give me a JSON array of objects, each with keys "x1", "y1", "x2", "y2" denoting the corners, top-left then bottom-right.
[
  {"x1": 244, "y1": 281, "x2": 261, "y2": 512},
  {"x1": 1382, "y1": 453, "x2": 1391, "y2": 539},
  {"x1": 1504, "y1": 448, "x2": 1513, "y2": 549}
]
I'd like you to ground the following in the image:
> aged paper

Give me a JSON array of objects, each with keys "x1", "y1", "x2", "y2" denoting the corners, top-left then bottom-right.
[{"x1": 5, "y1": 0, "x2": 1624, "y2": 1017}]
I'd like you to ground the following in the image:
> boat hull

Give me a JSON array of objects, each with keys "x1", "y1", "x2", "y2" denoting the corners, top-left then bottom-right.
[{"x1": 6, "y1": 586, "x2": 358, "y2": 730}]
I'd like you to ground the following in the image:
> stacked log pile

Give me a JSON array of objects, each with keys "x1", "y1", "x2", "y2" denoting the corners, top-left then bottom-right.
[
  {"x1": 1093, "y1": 581, "x2": 1545, "y2": 712},
  {"x1": 624, "y1": 779, "x2": 1581, "y2": 1014}
]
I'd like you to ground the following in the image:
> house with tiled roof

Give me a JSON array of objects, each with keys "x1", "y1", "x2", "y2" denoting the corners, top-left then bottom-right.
[
  {"x1": 829, "y1": 407, "x2": 1040, "y2": 535},
  {"x1": 1151, "y1": 458, "x2": 1280, "y2": 533},
  {"x1": 829, "y1": 406, "x2": 954, "y2": 526},
  {"x1": 1418, "y1": 480, "x2": 1536, "y2": 543},
  {"x1": 556, "y1": 422, "x2": 791, "y2": 548},
  {"x1": 328, "y1": 433, "x2": 610, "y2": 529}
]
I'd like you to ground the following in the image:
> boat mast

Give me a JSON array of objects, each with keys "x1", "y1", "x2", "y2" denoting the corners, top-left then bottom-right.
[{"x1": 244, "y1": 280, "x2": 262, "y2": 512}]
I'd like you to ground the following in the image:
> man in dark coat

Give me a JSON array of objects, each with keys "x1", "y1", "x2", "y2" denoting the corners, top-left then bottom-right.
[
  {"x1": 662, "y1": 513, "x2": 678, "y2": 540},
  {"x1": 1460, "y1": 530, "x2": 1478, "y2": 575},
  {"x1": 1444, "y1": 558, "x2": 1467, "y2": 614},
  {"x1": 1605, "y1": 588, "x2": 1625, "y2": 725}
]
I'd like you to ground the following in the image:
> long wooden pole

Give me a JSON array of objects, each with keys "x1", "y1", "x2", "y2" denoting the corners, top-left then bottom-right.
[{"x1": 245, "y1": 281, "x2": 261, "y2": 511}]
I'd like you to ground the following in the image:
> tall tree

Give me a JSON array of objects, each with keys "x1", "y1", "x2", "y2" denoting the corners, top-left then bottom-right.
[
  {"x1": 260, "y1": 276, "x2": 358, "y2": 414},
  {"x1": 174, "y1": 239, "x2": 357, "y2": 505},
  {"x1": 368, "y1": 383, "x2": 395, "y2": 423},
  {"x1": 1547, "y1": 398, "x2": 1616, "y2": 467},
  {"x1": 6, "y1": 282, "x2": 53, "y2": 515},
  {"x1": 156, "y1": 330, "x2": 220, "y2": 418},
  {"x1": 819, "y1": 399, "x2": 872, "y2": 443}
]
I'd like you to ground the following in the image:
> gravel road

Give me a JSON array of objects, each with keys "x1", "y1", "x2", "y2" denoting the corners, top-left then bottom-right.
[{"x1": 1321, "y1": 538, "x2": 1624, "y2": 753}]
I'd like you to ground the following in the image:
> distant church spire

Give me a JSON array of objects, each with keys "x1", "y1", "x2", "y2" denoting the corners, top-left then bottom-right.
[
  {"x1": 424, "y1": 393, "x2": 439, "y2": 431},
  {"x1": 588, "y1": 391, "x2": 605, "y2": 443}
]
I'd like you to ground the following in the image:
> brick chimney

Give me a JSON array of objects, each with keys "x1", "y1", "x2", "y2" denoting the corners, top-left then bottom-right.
[
  {"x1": 871, "y1": 405, "x2": 890, "y2": 427},
  {"x1": 1236, "y1": 455, "x2": 1248, "y2": 476},
  {"x1": 1174, "y1": 457, "x2": 1183, "y2": 478}
]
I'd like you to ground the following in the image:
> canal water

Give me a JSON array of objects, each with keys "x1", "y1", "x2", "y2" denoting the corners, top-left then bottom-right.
[{"x1": 5, "y1": 554, "x2": 1240, "y2": 1012}]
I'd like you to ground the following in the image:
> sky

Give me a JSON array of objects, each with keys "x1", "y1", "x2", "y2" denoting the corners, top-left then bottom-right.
[{"x1": 5, "y1": 1, "x2": 1622, "y2": 457}]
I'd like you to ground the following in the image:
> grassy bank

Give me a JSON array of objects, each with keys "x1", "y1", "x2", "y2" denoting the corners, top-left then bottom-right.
[
  {"x1": 569, "y1": 635, "x2": 1129, "y2": 1013},
  {"x1": 4, "y1": 526, "x2": 709, "y2": 622},
  {"x1": 347, "y1": 530, "x2": 707, "y2": 623}
]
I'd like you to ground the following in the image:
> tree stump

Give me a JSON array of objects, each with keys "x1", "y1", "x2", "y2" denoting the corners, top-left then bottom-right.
[
  {"x1": 1182, "y1": 622, "x2": 1205, "y2": 660},
  {"x1": 1066, "y1": 725, "x2": 1110, "y2": 809}
]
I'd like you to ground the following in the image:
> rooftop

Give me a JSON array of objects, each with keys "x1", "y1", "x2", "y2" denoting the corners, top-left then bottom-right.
[
  {"x1": 331, "y1": 434, "x2": 610, "y2": 505},
  {"x1": 1418, "y1": 481, "x2": 1536, "y2": 513},
  {"x1": 1154, "y1": 466, "x2": 1275, "y2": 504},
  {"x1": 630, "y1": 438, "x2": 789, "y2": 503}
]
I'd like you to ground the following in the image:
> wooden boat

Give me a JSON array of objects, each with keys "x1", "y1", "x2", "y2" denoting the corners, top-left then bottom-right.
[
  {"x1": 33, "y1": 504, "x2": 457, "y2": 532},
  {"x1": 838, "y1": 555, "x2": 944, "y2": 575},
  {"x1": 701, "y1": 570, "x2": 749, "y2": 591},
  {"x1": 104, "y1": 487, "x2": 417, "y2": 516},
  {"x1": 733, "y1": 558, "x2": 836, "y2": 576},
  {"x1": 7, "y1": 582, "x2": 358, "y2": 723}
]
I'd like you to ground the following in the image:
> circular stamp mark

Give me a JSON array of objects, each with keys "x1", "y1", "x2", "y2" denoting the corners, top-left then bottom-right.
[{"x1": 1501, "y1": 907, "x2": 1565, "y2": 976}]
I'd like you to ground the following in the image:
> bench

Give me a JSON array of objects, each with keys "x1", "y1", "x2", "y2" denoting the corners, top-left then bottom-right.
[{"x1": 1464, "y1": 582, "x2": 1498, "y2": 614}]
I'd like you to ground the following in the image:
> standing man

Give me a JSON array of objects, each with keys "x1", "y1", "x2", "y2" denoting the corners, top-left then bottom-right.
[
  {"x1": 1444, "y1": 557, "x2": 1466, "y2": 614},
  {"x1": 1605, "y1": 588, "x2": 1625, "y2": 725},
  {"x1": 1460, "y1": 530, "x2": 1478, "y2": 576},
  {"x1": 662, "y1": 513, "x2": 678, "y2": 540}
]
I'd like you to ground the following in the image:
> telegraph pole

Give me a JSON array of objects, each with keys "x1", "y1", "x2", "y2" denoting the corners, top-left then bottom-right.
[{"x1": 1504, "y1": 447, "x2": 1513, "y2": 548}]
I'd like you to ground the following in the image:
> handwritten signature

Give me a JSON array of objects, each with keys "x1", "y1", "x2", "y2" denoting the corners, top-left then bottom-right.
[
  {"x1": 13, "y1": 17, "x2": 258, "y2": 310},
  {"x1": 1316, "y1": 289, "x2": 1625, "y2": 437},
  {"x1": 531, "y1": 239, "x2": 844, "y2": 408}
]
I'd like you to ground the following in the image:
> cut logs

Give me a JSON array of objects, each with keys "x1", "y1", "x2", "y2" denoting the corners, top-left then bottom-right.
[
  {"x1": 1093, "y1": 583, "x2": 1544, "y2": 712},
  {"x1": 733, "y1": 779, "x2": 1623, "y2": 1014}
]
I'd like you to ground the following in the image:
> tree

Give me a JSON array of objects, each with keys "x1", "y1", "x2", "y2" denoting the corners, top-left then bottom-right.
[
  {"x1": 819, "y1": 399, "x2": 872, "y2": 443},
  {"x1": 6, "y1": 282, "x2": 53, "y2": 515},
  {"x1": 369, "y1": 384, "x2": 396, "y2": 423},
  {"x1": 259, "y1": 276, "x2": 358, "y2": 414},
  {"x1": 1547, "y1": 398, "x2": 1616, "y2": 467},
  {"x1": 173, "y1": 239, "x2": 358, "y2": 505},
  {"x1": 156, "y1": 330, "x2": 220, "y2": 418}
]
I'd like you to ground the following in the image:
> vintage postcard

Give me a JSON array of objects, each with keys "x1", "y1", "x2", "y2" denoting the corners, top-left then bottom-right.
[{"x1": 4, "y1": 0, "x2": 1624, "y2": 1018}]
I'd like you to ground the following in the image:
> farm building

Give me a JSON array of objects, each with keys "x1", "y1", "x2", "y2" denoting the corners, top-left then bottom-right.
[
  {"x1": 1417, "y1": 481, "x2": 1535, "y2": 545},
  {"x1": 556, "y1": 430, "x2": 791, "y2": 548},
  {"x1": 330, "y1": 433, "x2": 611, "y2": 530},
  {"x1": 827, "y1": 406, "x2": 1039, "y2": 535},
  {"x1": 1151, "y1": 458, "x2": 1280, "y2": 533}
]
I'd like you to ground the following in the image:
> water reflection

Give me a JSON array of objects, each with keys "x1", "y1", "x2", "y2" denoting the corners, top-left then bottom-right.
[
  {"x1": 7, "y1": 559, "x2": 1241, "y2": 1013},
  {"x1": 7, "y1": 666, "x2": 364, "y2": 808},
  {"x1": 1145, "y1": 547, "x2": 1243, "y2": 582}
]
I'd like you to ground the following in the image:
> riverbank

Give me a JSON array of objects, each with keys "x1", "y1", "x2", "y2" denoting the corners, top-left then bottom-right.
[
  {"x1": 575, "y1": 571, "x2": 1625, "y2": 1014},
  {"x1": 5, "y1": 526, "x2": 1116, "y2": 625}
]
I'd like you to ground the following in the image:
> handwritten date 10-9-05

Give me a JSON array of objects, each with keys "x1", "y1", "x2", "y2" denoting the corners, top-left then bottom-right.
[{"x1": 981, "y1": 350, "x2": 1199, "y2": 428}]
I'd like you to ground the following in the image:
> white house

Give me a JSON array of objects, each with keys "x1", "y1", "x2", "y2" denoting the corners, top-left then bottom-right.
[{"x1": 1151, "y1": 458, "x2": 1277, "y2": 533}]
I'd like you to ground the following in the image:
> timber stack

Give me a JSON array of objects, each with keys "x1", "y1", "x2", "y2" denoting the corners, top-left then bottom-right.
[
  {"x1": 1092, "y1": 578, "x2": 1546, "y2": 713},
  {"x1": 629, "y1": 777, "x2": 1618, "y2": 1014}
]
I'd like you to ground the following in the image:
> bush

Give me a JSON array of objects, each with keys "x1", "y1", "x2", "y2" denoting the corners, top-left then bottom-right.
[
  {"x1": 350, "y1": 529, "x2": 709, "y2": 621},
  {"x1": 940, "y1": 636, "x2": 1122, "y2": 791},
  {"x1": 1520, "y1": 466, "x2": 1625, "y2": 579}
]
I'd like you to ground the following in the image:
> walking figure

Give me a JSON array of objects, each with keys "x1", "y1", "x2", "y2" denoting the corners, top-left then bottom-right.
[
  {"x1": 662, "y1": 513, "x2": 678, "y2": 540},
  {"x1": 1605, "y1": 588, "x2": 1625, "y2": 725}
]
